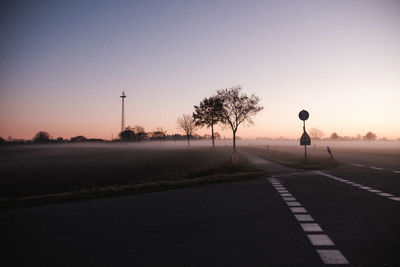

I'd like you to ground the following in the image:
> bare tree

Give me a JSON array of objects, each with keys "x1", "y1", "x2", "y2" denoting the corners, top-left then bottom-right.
[
  {"x1": 177, "y1": 114, "x2": 197, "y2": 146},
  {"x1": 309, "y1": 128, "x2": 325, "y2": 140},
  {"x1": 309, "y1": 128, "x2": 324, "y2": 147},
  {"x1": 217, "y1": 85, "x2": 263, "y2": 152},
  {"x1": 193, "y1": 95, "x2": 224, "y2": 147}
]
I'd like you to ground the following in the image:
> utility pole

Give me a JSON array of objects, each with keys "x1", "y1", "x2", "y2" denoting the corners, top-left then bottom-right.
[{"x1": 120, "y1": 91, "x2": 126, "y2": 132}]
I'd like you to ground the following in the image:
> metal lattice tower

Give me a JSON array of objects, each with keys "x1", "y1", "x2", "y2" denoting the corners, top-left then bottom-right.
[{"x1": 120, "y1": 91, "x2": 126, "y2": 132}]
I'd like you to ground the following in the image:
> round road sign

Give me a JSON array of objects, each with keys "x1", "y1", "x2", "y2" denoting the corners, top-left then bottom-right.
[{"x1": 299, "y1": 110, "x2": 309, "y2": 121}]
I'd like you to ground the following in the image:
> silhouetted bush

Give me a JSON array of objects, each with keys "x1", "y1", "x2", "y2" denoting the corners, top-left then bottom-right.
[
  {"x1": 33, "y1": 131, "x2": 50, "y2": 143},
  {"x1": 70, "y1": 136, "x2": 87, "y2": 143},
  {"x1": 150, "y1": 130, "x2": 166, "y2": 140},
  {"x1": 119, "y1": 129, "x2": 136, "y2": 142},
  {"x1": 363, "y1": 132, "x2": 377, "y2": 140},
  {"x1": 330, "y1": 132, "x2": 340, "y2": 140}
]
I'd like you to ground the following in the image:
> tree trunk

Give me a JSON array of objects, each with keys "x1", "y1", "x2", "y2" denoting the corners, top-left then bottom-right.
[
  {"x1": 187, "y1": 135, "x2": 190, "y2": 147},
  {"x1": 232, "y1": 130, "x2": 236, "y2": 152},
  {"x1": 211, "y1": 124, "x2": 215, "y2": 147}
]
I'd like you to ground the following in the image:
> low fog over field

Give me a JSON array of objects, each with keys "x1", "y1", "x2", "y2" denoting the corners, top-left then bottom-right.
[
  {"x1": 0, "y1": 143, "x2": 241, "y2": 198},
  {"x1": 1, "y1": 140, "x2": 398, "y2": 199}
]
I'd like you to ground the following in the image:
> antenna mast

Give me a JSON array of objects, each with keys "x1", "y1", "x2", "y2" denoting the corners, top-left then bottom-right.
[{"x1": 120, "y1": 91, "x2": 126, "y2": 132}]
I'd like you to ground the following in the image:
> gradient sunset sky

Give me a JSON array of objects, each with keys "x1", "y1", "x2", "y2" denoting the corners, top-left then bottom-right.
[{"x1": 1, "y1": 0, "x2": 399, "y2": 140}]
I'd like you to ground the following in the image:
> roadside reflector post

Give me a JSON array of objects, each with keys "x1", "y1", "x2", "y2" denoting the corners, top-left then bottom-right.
[{"x1": 299, "y1": 110, "x2": 311, "y2": 162}]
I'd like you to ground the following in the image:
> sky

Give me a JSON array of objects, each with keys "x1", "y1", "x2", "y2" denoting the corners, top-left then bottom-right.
[{"x1": 1, "y1": 0, "x2": 399, "y2": 140}]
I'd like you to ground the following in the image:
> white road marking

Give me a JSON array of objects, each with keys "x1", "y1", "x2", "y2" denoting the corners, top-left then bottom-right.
[
  {"x1": 268, "y1": 177, "x2": 349, "y2": 265},
  {"x1": 315, "y1": 171, "x2": 400, "y2": 202},
  {"x1": 286, "y1": 201, "x2": 301, "y2": 207},
  {"x1": 378, "y1": 193, "x2": 393, "y2": 197},
  {"x1": 371, "y1": 166, "x2": 384, "y2": 170},
  {"x1": 283, "y1": 197, "x2": 296, "y2": 201},
  {"x1": 317, "y1": 250, "x2": 349, "y2": 264},
  {"x1": 352, "y1": 163, "x2": 364, "y2": 167},
  {"x1": 360, "y1": 186, "x2": 371, "y2": 190},
  {"x1": 290, "y1": 207, "x2": 307, "y2": 213},
  {"x1": 277, "y1": 190, "x2": 289, "y2": 193},
  {"x1": 300, "y1": 223, "x2": 323, "y2": 232},
  {"x1": 394, "y1": 170, "x2": 400, "y2": 174},
  {"x1": 368, "y1": 189, "x2": 381, "y2": 193},
  {"x1": 280, "y1": 193, "x2": 293, "y2": 197},
  {"x1": 295, "y1": 214, "x2": 314, "y2": 222},
  {"x1": 275, "y1": 187, "x2": 285, "y2": 190},
  {"x1": 307, "y1": 234, "x2": 334, "y2": 246}
]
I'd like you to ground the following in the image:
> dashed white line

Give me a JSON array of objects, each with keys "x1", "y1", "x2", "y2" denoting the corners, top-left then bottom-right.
[
  {"x1": 360, "y1": 186, "x2": 371, "y2": 190},
  {"x1": 295, "y1": 214, "x2": 314, "y2": 222},
  {"x1": 317, "y1": 250, "x2": 349, "y2": 264},
  {"x1": 308, "y1": 234, "x2": 334, "y2": 246},
  {"x1": 351, "y1": 163, "x2": 400, "y2": 175},
  {"x1": 286, "y1": 201, "x2": 302, "y2": 207},
  {"x1": 290, "y1": 207, "x2": 307, "y2": 213},
  {"x1": 283, "y1": 197, "x2": 296, "y2": 201},
  {"x1": 314, "y1": 171, "x2": 399, "y2": 202},
  {"x1": 368, "y1": 189, "x2": 381, "y2": 193},
  {"x1": 378, "y1": 193, "x2": 393, "y2": 197},
  {"x1": 352, "y1": 163, "x2": 364, "y2": 167},
  {"x1": 301, "y1": 223, "x2": 323, "y2": 232},
  {"x1": 268, "y1": 178, "x2": 349, "y2": 265},
  {"x1": 370, "y1": 166, "x2": 384, "y2": 170}
]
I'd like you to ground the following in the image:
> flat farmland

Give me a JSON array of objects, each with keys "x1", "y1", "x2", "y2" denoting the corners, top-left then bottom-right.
[
  {"x1": 0, "y1": 143, "x2": 243, "y2": 199},
  {"x1": 240, "y1": 141, "x2": 400, "y2": 170}
]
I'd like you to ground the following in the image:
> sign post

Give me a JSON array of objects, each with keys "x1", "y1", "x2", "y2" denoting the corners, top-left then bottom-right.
[{"x1": 299, "y1": 110, "x2": 311, "y2": 162}]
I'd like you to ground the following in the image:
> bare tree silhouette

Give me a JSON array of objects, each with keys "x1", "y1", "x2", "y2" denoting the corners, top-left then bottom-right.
[
  {"x1": 217, "y1": 85, "x2": 264, "y2": 152},
  {"x1": 193, "y1": 95, "x2": 224, "y2": 147},
  {"x1": 177, "y1": 114, "x2": 197, "y2": 146},
  {"x1": 309, "y1": 128, "x2": 325, "y2": 140},
  {"x1": 217, "y1": 85, "x2": 263, "y2": 152}
]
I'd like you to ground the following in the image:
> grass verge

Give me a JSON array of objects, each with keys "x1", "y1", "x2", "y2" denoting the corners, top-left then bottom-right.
[{"x1": 0, "y1": 171, "x2": 267, "y2": 210}]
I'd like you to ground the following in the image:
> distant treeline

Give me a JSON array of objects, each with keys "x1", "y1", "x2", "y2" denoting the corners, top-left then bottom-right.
[
  {"x1": 0, "y1": 129, "x2": 223, "y2": 145},
  {"x1": 255, "y1": 131, "x2": 395, "y2": 142}
]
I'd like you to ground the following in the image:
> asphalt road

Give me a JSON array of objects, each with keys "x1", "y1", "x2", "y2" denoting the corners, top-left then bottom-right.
[{"x1": 1, "y1": 152, "x2": 399, "y2": 266}]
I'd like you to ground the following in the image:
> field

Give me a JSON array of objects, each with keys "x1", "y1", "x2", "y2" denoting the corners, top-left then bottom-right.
[
  {"x1": 0, "y1": 143, "x2": 262, "y2": 203},
  {"x1": 1, "y1": 140, "x2": 398, "y2": 207},
  {"x1": 240, "y1": 140, "x2": 400, "y2": 170}
]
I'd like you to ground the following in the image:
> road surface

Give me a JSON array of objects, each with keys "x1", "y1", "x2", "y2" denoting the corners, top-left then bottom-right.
[{"x1": 1, "y1": 152, "x2": 399, "y2": 266}]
